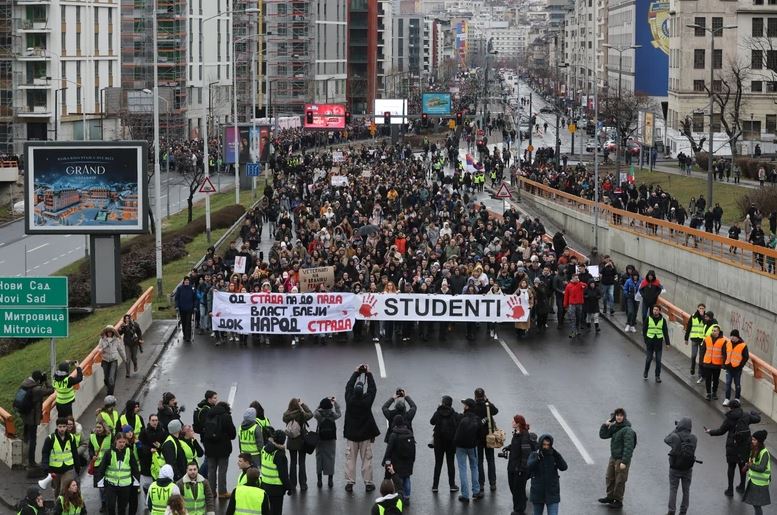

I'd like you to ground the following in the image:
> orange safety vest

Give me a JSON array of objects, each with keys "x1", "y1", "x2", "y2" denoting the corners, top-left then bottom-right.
[
  {"x1": 725, "y1": 341, "x2": 747, "y2": 368},
  {"x1": 703, "y1": 336, "x2": 727, "y2": 366}
]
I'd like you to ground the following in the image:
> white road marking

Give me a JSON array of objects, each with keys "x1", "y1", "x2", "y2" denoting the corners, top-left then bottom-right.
[
  {"x1": 0, "y1": 242, "x2": 5, "y2": 246},
  {"x1": 27, "y1": 243, "x2": 49, "y2": 252},
  {"x1": 32, "y1": 265, "x2": 39, "y2": 270},
  {"x1": 63, "y1": 235, "x2": 71, "y2": 238},
  {"x1": 227, "y1": 382, "x2": 238, "y2": 407},
  {"x1": 51, "y1": 257, "x2": 58, "y2": 261},
  {"x1": 67, "y1": 249, "x2": 74, "y2": 254},
  {"x1": 14, "y1": 273, "x2": 21, "y2": 277},
  {"x1": 374, "y1": 343, "x2": 387, "y2": 378},
  {"x1": 43, "y1": 260, "x2": 49, "y2": 265},
  {"x1": 548, "y1": 404, "x2": 595, "y2": 465},
  {"x1": 498, "y1": 338, "x2": 529, "y2": 376}
]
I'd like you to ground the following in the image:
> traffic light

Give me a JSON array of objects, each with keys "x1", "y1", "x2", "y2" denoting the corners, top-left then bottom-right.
[
  {"x1": 384, "y1": 111, "x2": 391, "y2": 125},
  {"x1": 422, "y1": 113, "x2": 429, "y2": 125},
  {"x1": 345, "y1": 111, "x2": 351, "y2": 124},
  {"x1": 456, "y1": 112, "x2": 463, "y2": 125},
  {"x1": 306, "y1": 110, "x2": 314, "y2": 124}
]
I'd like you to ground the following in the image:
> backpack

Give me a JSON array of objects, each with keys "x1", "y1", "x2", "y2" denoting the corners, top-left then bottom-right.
[
  {"x1": 732, "y1": 416, "x2": 751, "y2": 448},
  {"x1": 318, "y1": 418, "x2": 337, "y2": 441},
  {"x1": 394, "y1": 432, "x2": 416, "y2": 462},
  {"x1": 284, "y1": 419, "x2": 302, "y2": 439},
  {"x1": 435, "y1": 413, "x2": 458, "y2": 443},
  {"x1": 13, "y1": 385, "x2": 33, "y2": 414},
  {"x1": 202, "y1": 413, "x2": 221, "y2": 441},
  {"x1": 193, "y1": 405, "x2": 210, "y2": 434},
  {"x1": 670, "y1": 436, "x2": 696, "y2": 471}
]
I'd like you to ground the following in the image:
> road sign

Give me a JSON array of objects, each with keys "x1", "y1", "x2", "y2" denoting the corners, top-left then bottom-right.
[
  {"x1": 568, "y1": 123, "x2": 576, "y2": 134},
  {"x1": 246, "y1": 163, "x2": 262, "y2": 177},
  {"x1": 527, "y1": 144, "x2": 534, "y2": 153},
  {"x1": 494, "y1": 182, "x2": 513, "y2": 199},
  {"x1": 0, "y1": 277, "x2": 69, "y2": 339},
  {"x1": 199, "y1": 176, "x2": 217, "y2": 194}
]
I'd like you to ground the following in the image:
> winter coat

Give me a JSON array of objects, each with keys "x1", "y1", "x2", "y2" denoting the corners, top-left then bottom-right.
[
  {"x1": 453, "y1": 410, "x2": 482, "y2": 449},
  {"x1": 744, "y1": 448, "x2": 772, "y2": 507},
  {"x1": 514, "y1": 288, "x2": 535, "y2": 330},
  {"x1": 95, "y1": 445, "x2": 140, "y2": 485},
  {"x1": 527, "y1": 435, "x2": 568, "y2": 505},
  {"x1": 708, "y1": 407, "x2": 762, "y2": 463},
  {"x1": 504, "y1": 430, "x2": 538, "y2": 473},
  {"x1": 20, "y1": 376, "x2": 54, "y2": 426},
  {"x1": 472, "y1": 399, "x2": 499, "y2": 446},
  {"x1": 622, "y1": 277, "x2": 640, "y2": 301},
  {"x1": 583, "y1": 285, "x2": 601, "y2": 314},
  {"x1": 202, "y1": 402, "x2": 237, "y2": 459},
  {"x1": 174, "y1": 283, "x2": 197, "y2": 312},
  {"x1": 381, "y1": 396, "x2": 417, "y2": 443},
  {"x1": 638, "y1": 272, "x2": 663, "y2": 306},
  {"x1": 664, "y1": 417, "x2": 697, "y2": 469},
  {"x1": 562, "y1": 281, "x2": 585, "y2": 308},
  {"x1": 599, "y1": 419, "x2": 636, "y2": 465},
  {"x1": 382, "y1": 425, "x2": 415, "y2": 478},
  {"x1": 282, "y1": 403, "x2": 314, "y2": 451},
  {"x1": 259, "y1": 441, "x2": 290, "y2": 497},
  {"x1": 600, "y1": 263, "x2": 618, "y2": 286},
  {"x1": 99, "y1": 331, "x2": 126, "y2": 363},
  {"x1": 118, "y1": 320, "x2": 143, "y2": 347},
  {"x1": 430, "y1": 405, "x2": 460, "y2": 448},
  {"x1": 176, "y1": 473, "x2": 216, "y2": 514},
  {"x1": 314, "y1": 402, "x2": 342, "y2": 476},
  {"x1": 138, "y1": 423, "x2": 167, "y2": 476},
  {"x1": 343, "y1": 372, "x2": 381, "y2": 442}
]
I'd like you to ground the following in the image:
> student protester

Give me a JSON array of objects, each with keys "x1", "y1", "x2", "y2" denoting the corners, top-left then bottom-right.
[
  {"x1": 664, "y1": 417, "x2": 697, "y2": 515},
  {"x1": 429, "y1": 395, "x2": 459, "y2": 493},
  {"x1": 598, "y1": 408, "x2": 636, "y2": 509},
  {"x1": 643, "y1": 305, "x2": 670, "y2": 382},
  {"x1": 527, "y1": 434, "x2": 568, "y2": 515}
]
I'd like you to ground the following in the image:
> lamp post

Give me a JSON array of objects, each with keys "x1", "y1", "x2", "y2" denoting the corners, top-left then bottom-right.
[
  {"x1": 602, "y1": 44, "x2": 640, "y2": 178},
  {"x1": 53, "y1": 87, "x2": 67, "y2": 140},
  {"x1": 554, "y1": 59, "x2": 569, "y2": 168},
  {"x1": 685, "y1": 22, "x2": 737, "y2": 206},
  {"x1": 45, "y1": 75, "x2": 87, "y2": 140},
  {"x1": 142, "y1": 90, "x2": 170, "y2": 216},
  {"x1": 99, "y1": 86, "x2": 109, "y2": 139},
  {"x1": 151, "y1": 0, "x2": 163, "y2": 299}
]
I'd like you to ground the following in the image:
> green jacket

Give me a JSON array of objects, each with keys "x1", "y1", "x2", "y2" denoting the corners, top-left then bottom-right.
[{"x1": 599, "y1": 420, "x2": 636, "y2": 465}]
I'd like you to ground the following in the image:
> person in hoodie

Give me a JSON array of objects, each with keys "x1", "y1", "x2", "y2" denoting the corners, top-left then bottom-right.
[
  {"x1": 17, "y1": 487, "x2": 43, "y2": 515},
  {"x1": 621, "y1": 271, "x2": 640, "y2": 333},
  {"x1": 598, "y1": 408, "x2": 636, "y2": 509},
  {"x1": 583, "y1": 279, "x2": 601, "y2": 333},
  {"x1": 176, "y1": 460, "x2": 216, "y2": 515},
  {"x1": 454, "y1": 398, "x2": 482, "y2": 503},
  {"x1": 643, "y1": 305, "x2": 670, "y2": 382},
  {"x1": 162, "y1": 420, "x2": 187, "y2": 480},
  {"x1": 562, "y1": 273, "x2": 585, "y2": 338},
  {"x1": 52, "y1": 361, "x2": 83, "y2": 419},
  {"x1": 19, "y1": 370, "x2": 53, "y2": 468},
  {"x1": 382, "y1": 388, "x2": 417, "y2": 443},
  {"x1": 637, "y1": 270, "x2": 663, "y2": 323},
  {"x1": 527, "y1": 434, "x2": 568, "y2": 515},
  {"x1": 157, "y1": 392, "x2": 183, "y2": 436},
  {"x1": 202, "y1": 401, "x2": 237, "y2": 499},
  {"x1": 382, "y1": 415, "x2": 416, "y2": 502},
  {"x1": 664, "y1": 417, "x2": 697, "y2": 515},
  {"x1": 147, "y1": 464, "x2": 181, "y2": 514},
  {"x1": 343, "y1": 364, "x2": 381, "y2": 493},
  {"x1": 314, "y1": 396, "x2": 342, "y2": 489},
  {"x1": 706, "y1": 399, "x2": 762, "y2": 496},
  {"x1": 99, "y1": 325, "x2": 125, "y2": 396},
  {"x1": 261, "y1": 430, "x2": 291, "y2": 515},
  {"x1": 430, "y1": 395, "x2": 460, "y2": 493},
  {"x1": 238, "y1": 407, "x2": 264, "y2": 466},
  {"x1": 119, "y1": 400, "x2": 145, "y2": 436}
]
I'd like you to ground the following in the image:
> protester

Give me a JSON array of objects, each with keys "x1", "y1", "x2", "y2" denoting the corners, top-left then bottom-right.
[
  {"x1": 202, "y1": 401, "x2": 237, "y2": 498},
  {"x1": 643, "y1": 305, "x2": 670, "y2": 383},
  {"x1": 98, "y1": 325, "x2": 125, "y2": 396},
  {"x1": 53, "y1": 479, "x2": 86, "y2": 515},
  {"x1": 225, "y1": 468, "x2": 270, "y2": 515},
  {"x1": 118, "y1": 314, "x2": 144, "y2": 378},
  {"x1": 723, "y1": 329, "x2": 749, "y2": 406},
  {"x1": 96, "y1": 431, "x2": 141, "y2": 515},
  {"x1": 664, "y1": 417, "x2": 697, "y2": 515},
  {"x1": 260, "y1": 430, "x2": 291, "y2": 515},
  {"x1": 281, "y1": 398, "x2": 314, "y2": 492},
  {"x1": 472, "y1": 388, "x2": 499, "y2": 492},
  {"x1": 381, "y1": 415, "x2": 416, "y2": 502},
  {"x1": 701, "y1": 324, "x2": 727, "y2": 401},
  {"x1": 53, "y1": 361, "x2": 83, "y2": 419},
  {"x1": 429, "y1": 395, "x2": 459, "y2": 493},
  {"x1": 744, "y1": 430, "x2": 771, "y2": 515},
  {"x1": 527, "y1": 434, "x2": 567, "y2": 515},
  {"x1": 502, "y1": 414, "x2": 537, "y2": 515},
  {"x1": 454, "y1": 398, "x2": 481, "y2": 503},
  {"x1": 706, "y1": 399, "x2": 762, "y2": 496},
  {"x1": 313, "y1": 396, "x2": 341, "y2": 489},
  {"x1": 684, "y1": 303, "x2": 707, "y2": 381},
  {"x1": 42, "y1": 417, "x2": 80, "y2": 495},
  {"x1": 16, "y1": 370, "x2": 53, "y2": 468},
  {"x1": 343, "y1": 364, "x2": 381, "y2": 493},
  {"x1": 598, "y1": 408, "x2": 636, "y2": 509}
]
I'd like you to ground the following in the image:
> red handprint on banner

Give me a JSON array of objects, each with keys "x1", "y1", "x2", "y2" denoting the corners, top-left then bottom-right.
[
  {"x1": 506, "y1": 296, "x2": 526, "y2": 320},
  {"x1": 359, "y1": 294, "x2": 378, "y2": 318}
]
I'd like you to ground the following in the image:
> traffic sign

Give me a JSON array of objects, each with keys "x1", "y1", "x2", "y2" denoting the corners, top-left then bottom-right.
[
  {"x1": 246, "y1": 163, "x2": 262, "y2": 177},
  {"x1": 0, "y1": 307, "x2": 69, "y2": 338},
  {"x1": 0, "y1": 277, "x2": 68, "y2": 307},
  {"x1": 494, "y1": 182, "x2": 513, "y2": 199},
  {"x1": 0, "y1": 277, "x2": 69, "y2": 339},
  {"x1": 527, "y1": 144, "x2": 534, "y2": 153},
  {"x1": 568, "y1": 123, "x2": 576, "y2": 134},
  {"x1": 199, "y1": 176, "x2": 217, "y2": 194}
]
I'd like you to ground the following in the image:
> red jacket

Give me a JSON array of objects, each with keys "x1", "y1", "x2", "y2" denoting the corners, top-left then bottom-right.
[{"x1": 563, "y1": 281, "x2": 586, "y2": 308}]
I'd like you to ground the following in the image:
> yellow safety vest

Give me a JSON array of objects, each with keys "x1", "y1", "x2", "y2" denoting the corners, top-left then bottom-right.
[
  {"x1": 89, "y1": 433, "x2": 112, "y2": 467},
  {"x1": 151, "y1": 450, "x2": 165, "y2": 480},
  {"x1": 704, "y1": 324, "x2": 716, "y2": 337},
  {"x1": 119, "y1": 414, "x2": 143, "y2": 435},
  {"x1": 689, "y1": 316, "x2": 705, "y2": 340},
  {"x1": 56, "y1": 496, "x2": 84, "y2": 515},
  {"x1": 182, "y1": 481, "x2": 206, "y2": 515},
  {"x1": 237, "y1": 470, "x2": 249, "y2": 486},
  {"x1": 240, "y1": 423, "x2": 260, "y2": 456},
  {"x1": 48, "y1": 434, "x2": 74, "y2": 468},
  {"x1": 100, "y1": 410, "x2": 119, "y2": 432},
  {"x1": 377, "y1": 497, "x2": 404, "y2": 514},
  {"x1": 748, "y1": 447, "x2": 771, "y2": 487},
  {"x1": 53, "y1": 377, "x2": 75, "y2": 405},
  {"x1": 104, "y1": 450, "x2": 133, "y2": 487},
  {"x1": 148, "y1": 482, "x2": 174, "y2": 515},
  {"x1": 163, "y1": 435, "x2": 179, "y2": 465},
  {"x1": 725, "y1": 341, "x2": 747, "y2": 368},
  {"x1": 180, "y1": 439, "x2": 196, "y2": 465},
  {"x1": 646, "y1": 317, "x2": 665, "y2": 339},
  {"x1": 234, "y1": 484, "x2": 267, "y2": 515},
  {"x1": 260, "y1": 448, "x2": 282, "y2": 485}
]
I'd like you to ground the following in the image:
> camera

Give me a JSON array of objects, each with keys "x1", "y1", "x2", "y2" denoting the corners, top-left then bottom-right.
[
  {"x1": 497, "y1": 450, "x2": 509, "y2": 459},
  {"x1": 358, "y1": 364, "x2": 368, "y2": 374},
  {"x1": 395, "y1": 388, "x2": 405, "y2": 397}
]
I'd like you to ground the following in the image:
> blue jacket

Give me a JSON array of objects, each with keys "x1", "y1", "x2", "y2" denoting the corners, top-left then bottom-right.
[
  {"x1": 174, "y1": 283, "x2": 197, "y2": 312},
  {"x1": 528, "y1": 434, "x2": 568, "y2": 505},
  {"x1": 622, "y1": 277, "x2": 640, "y2": 300}
]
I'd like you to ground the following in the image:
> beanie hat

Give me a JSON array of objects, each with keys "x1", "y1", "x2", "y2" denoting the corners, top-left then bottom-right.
[
  {"x1": 730, "y1": 329, "x2": 741, "y2": 338},
  {"x1": 243, "y1": 408, "x2": 257, "y2": 423},
  {"x1": 25, "y1": 487, "x2": 40, "y2": 502},
  {"x1": 121, "y1": 424, "x2": 133, "y2": 434},
  {"x1": 31, "y1": 371, "x2": 44, "y2": 383},
  {"x1": 753, "y1": 430, "x2": 768, "y2": 443},
  {"x1": 441, "y1": 395, "x2": 453, "y2": 407},
  {"x1": 728, "y1": 399, "x2": 741, "y2": 409},
  {"x1": 167, "y1": 419, "x2": 183, "y2": 435},
  {"x1": 104, "y1": 395, "x2": 117, "y2": 406},
  {"x1": 319, "y1": 397, "x2": 333, "y2": 410}
]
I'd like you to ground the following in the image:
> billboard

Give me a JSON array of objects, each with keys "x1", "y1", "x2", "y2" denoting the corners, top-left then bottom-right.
[
  {"x1": 374, "y1": 99, "x2": 408, "y2": 125},
  {"x1": 634, "y1": 0, "x2": 669, "y2": 96},
  {"x1": 223, "y1": 125, "x2": 271, "y2": 165},
  {"x1": 24, "y1": 142, "x2": 148, "y2": 234},
  {"x1": 422, "y1": 93, "x2": 452, "y2": 116},
  {"x1": 304, "y1": 103, "x2": 346, "y2": 129}
]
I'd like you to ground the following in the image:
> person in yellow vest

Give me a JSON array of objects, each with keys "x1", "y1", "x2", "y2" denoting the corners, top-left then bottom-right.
[
  {"x1": 226, "y1": 468, "x2": 270, "y2": 515},
  {"x1": 642, "y1": 305, "x2": 670, "y2": 383},
  {"x1": 180, "y1": 425, "x2": 204, "y2": 467},
  {"x1": 235, "y1": 453, "x2": 255, "y2": 487},
  {"x1": 52, "y1": 361, "x2": 83, "y2": 418},
  {"x1": 683, "y1": 303, "x2": 707, "y2": 381},
  {"x1": 17, "y1": 487, "x2": 44, "y2": 515},
  {"x1": 744, "y1": 430, "x2": 771, "y2": 514},
  {"x1": 701, "y1": 324, "x2": 727, "y2": 401},
  {"x1": 723, "y1": 329, "x2": 749, "y2": 406},
  {"x1": 96, "y1": 431, "x2": 141, "y2": 515},
  {"x1": 119, "y1": 400, "x2": 145, "y2": 436},
  {"x1": 54, "y1": 478, "x2": 86, "y2": 515},
  {"x1": 370, "y1": 477, "x2": 404, "y2": 515},
  {"x1": 41, "y1": 417, "x2": 80, "y2": 495},
  {"x1": 249, "y1": 401, "x2": 273, "y2": 441},
  {"x1": 239, "y1": 408, "x2": 264, "y2": 466},
  {"x1": 163, "y1": 420, "x2": 187, "y2": 480},
  {"x1": 120, "y1": 424, "x2": 142, "y2": 515},
  {"x1": 99, "y1": 396, "x2": 120, "y2": 433},
  {"x1": 88, "y1": 420, "x2": 112, "y2": 512},
  {"x1": 65, "y1": 416, "x2": 88, "y2": 469},
  {"x1": 261, "y1": 431, "x2": 291, "y2": 515},
  {"x1": 147, "y1": 464, "x2": 181, "y2": 515},
  {"x1": 176, "y1": 461, "x2": 216, "y2": 515}
]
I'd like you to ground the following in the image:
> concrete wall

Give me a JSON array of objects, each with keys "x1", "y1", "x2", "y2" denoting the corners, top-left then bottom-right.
[{"x1": 521, "y1": 191, "x2": 777, "y2": 367}]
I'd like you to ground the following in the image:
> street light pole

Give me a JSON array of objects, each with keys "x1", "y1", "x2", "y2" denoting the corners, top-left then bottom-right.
[
  {"x1": 554, "y1": 58, "x2": 569, "y2": 168},
  {"x1": 602, "y1": 44, "x2": 640, "y2": 179},
  {"x1": 250, "y1": 13, "x2": 258, "y2": 199},
  {"x1": 152, "y1": 0, "x2": 163, "y2": 299}
]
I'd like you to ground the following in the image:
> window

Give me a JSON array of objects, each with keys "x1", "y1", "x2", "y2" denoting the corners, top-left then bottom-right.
[
  {"x1": 694, "y1": 17, "x2": 706, "y2": 36},
  {"x1": 753, "y1": 17, "x2": 763, "y2": 37},
  {"x1": 711, "y1": 113, "x2": 721, "y2": 132},
  {"x1": 694, "y1": 49, "x2": 705, "y2": 68},
  {"x1": 712, "y1": 79, "x2": 722, "y2": 92},
  {"x1": 768, "y1": 81, "x2": 777, "y2": 92},
  {"x1": 752, "y1": 49, "x2": 763, "y2": 69},
  {"x1": 754, "y1": 0, "x2": 764, "y2": 4},
  {"x1": 713, "y1": 49, "x2": 722, "y2": 69},
  {"x1": 76, "y1": 6, "x2": 81, "y2": 24},
  {"x1": 712, "y1": 17, "x2": 723, "y2": 36},
  {"x1": 769, "y1": 50, "x2": 777, "y2": 70},
  {"x1": 94, "y1": 31, "x2": 99, "y2": 54},
  {"x1": 752, "y1": 80, "x2": 762, "y2": 92},
  {"x1": 692, "y1": 113, "x2": 705, "y2": 132},
  {"x1": 769, "y1": 18, "x2": 777, "y2": 37},
  {"x1": 767, "y1": 114, "x2": 777, "y2": 134},
  {"x1": 693, "y1": 79, "x2": 705, "y2": 91}
]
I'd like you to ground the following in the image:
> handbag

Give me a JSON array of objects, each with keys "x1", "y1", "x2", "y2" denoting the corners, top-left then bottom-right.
[
  {"x1": 303, "y1": 430, "x2": 319, "y2": 455},
  {"x1": 485, "y1": 402, "x2": 506, "y2": 449},
  {"x1": 87, "y1": 457, "x2": 96, "y2": 475}
]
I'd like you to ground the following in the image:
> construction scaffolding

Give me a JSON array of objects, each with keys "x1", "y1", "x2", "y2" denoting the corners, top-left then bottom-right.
[
  {"x1": 233, "y1": 0, "x2": 260, "y2": 122},
  {"x1": 0, "y1": 1, "x2": 13, "y2": 153},
  {"x1": 264, "y1": 0, "x2": 314, "y2": 115}
]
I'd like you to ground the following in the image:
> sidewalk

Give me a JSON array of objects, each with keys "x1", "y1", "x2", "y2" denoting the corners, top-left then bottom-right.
[
  {"x1": 650, "y1": 161, "x2": 760, "y2": 190},
  {"x1": 0, "y1": 319, "x2": 179, "y2": 510}
]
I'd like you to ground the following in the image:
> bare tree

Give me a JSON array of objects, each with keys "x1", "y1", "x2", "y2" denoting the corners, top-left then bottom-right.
[
  {"x1": 173, "y1": 148, "x2": 205, "y2": 223},
  {"x1": 709, "y1": 61, "x2": 747, "y2": 159},
  {"x1": 599, "y1": 90, "x2": 655, "y2": 150},
  {"x1": 680, "y1": 116, "x2": 707, "y2": 155}
]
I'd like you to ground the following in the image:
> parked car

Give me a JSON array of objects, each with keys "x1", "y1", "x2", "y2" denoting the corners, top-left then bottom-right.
[{"x1": 539, "y1": 106, "x2": 554, "y2": 114}]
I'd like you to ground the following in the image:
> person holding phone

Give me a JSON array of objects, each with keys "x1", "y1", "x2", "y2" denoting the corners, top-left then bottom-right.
[{"x1": 527, "y1": 434, "x2": 567, "y2": 515}]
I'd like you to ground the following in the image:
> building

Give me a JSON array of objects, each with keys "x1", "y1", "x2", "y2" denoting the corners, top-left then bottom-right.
[
  {"x1": 312, "y1": 0, "x2": 348, "y2": 104},
  {"x1": 391, "y1": 14, "x2": 432, "y2": 90},
  {"x1": 347, "y1": 0, "x2": 392, "y2": 114}
]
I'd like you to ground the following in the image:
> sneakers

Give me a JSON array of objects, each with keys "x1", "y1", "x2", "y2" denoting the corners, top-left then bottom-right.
[
  {"x1": 598, "y1": 497, "x2": 613, "y2": 504},
  {"x1": 623, "y1": 324, "x2": 630, "y2": 332},
  {"x1": 736, "y1": 484, "x2": 745, "y2": 493},
  {"x1": 643, "y1": 373, "x2": 648, "y2": 380},
  {"x1": 458, "y1": 496, "x2": 470, "y2": 503},
  {"x1": 450, "y1": 485, "x2": 460, "y2": 492},
  {"x1": 696, "y1": 377, "x2": 704, "y2": 384},
  {"x1": 345, "y1": 483, "x2": 353, "y2": 493},
  {"x1": 705, "y1": 394, "x2": 712, "y2": 401},
  {"x1": 431, "y1": 487, "x2": 439, "y2": 493},
  {"x1": 724, "y1": 488, "x2": 733, "y2": 497},
  {"x1": 690, "y1": 368, "x2": 695, "y2": 376},
  {"x1": 656, "y1": 377, "x2": 662, "y2": 383},
  {"x1": 489, "y1": 329, "x2": 495, "y2": 338},
  {"x1": 492, "y1": 331, "x2": 498, "y2": 340},
  {"x1": 722, "y1": 398, "x2": 730, "y2": 406},
  {"x1": 473, "y1": 491, "x2": 484, "y2": 500},
  {"x1": 365, "y1": 483, "x2": 375, "y2": 492},
  {"x1": 630, "y1": 326, "x2": 637, "y2": 333},
  {"x1": 609, "y1": 500, "x2": 623, "y2": 509},
  {"x1": 595, "y1": 323, "x2": 600, "y2": 333}
]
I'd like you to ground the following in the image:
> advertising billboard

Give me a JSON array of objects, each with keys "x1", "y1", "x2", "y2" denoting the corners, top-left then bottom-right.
[
  {"x1": 634, "y1": 0, "x2": 669, "y2": 96},
  {"x1": 374, "y1": 99, "x2": 408, "y2": 125},
  {"x1": 223, "y1": 125, "x2": 271, "y2": 165},
  {"x1": 24, "y1": 142, "x2": 148, "y2": 234},
  {"x1": 304, "y1": 103, "x2": 346, "y2": 129},
  {"x1": 422, "y1": 93, "x2": 452, "y2": 116}
]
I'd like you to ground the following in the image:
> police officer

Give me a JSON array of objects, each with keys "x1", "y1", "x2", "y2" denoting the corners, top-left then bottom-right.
[
  {"x1": 683, "y1": 303, "x2": 706, "y2": 380},
  {"x1": 261, "y1": 431, "x2": 291, "y2": 515},
  {"x1": 176, "y1": 461, "x2": 216, "y2": 515},
  {"x1": 701, "y1": 325, "x2": 727, "y2": 401},
  {"x1": 96, "y1": 431, "x2": 140, "y2": 515},
  {"x1": 41, "y1": 417, "x2": 80, "y2": 495},
  {"x1": 52, "y1": 361, "x2": 83, "y2": 418},
  {"x1": 643, "y1": 305, "x2": 670, "y2": 383},
  {"x1": 723, "y1": 329, "x2": 749, "y2": 406},
  {"x1": 226, "y1": 468, "x2": 270, "y2": 515},
  {"x1": 146, "y1": 465, "x2": 181, "y2": 515}
]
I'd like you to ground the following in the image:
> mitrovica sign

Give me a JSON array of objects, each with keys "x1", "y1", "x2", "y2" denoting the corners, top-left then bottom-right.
[
  {"x1": 0, "y1": 277, "x2": 68, "y2": 307},
  {"x1": 0, "y1": 307, "x2": 69, "y2": 338}
]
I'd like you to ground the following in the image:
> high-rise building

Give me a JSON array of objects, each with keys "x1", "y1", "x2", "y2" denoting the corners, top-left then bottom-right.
[
  {"x1": 347, "y1": 0, "x2": 392, "y2": 114},
  {"x1": 312, "y1": 0, "x2": 347, "y2": 104}
]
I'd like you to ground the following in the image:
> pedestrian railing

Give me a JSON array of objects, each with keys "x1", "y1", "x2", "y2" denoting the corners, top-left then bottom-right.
[
  {"x1": 39, "y1": 286, "x2": 155, "y2": 424},
  {"x1": 519, "y1": 178, "x2": 777, "y2": 278},
  {"x1": 0, "y1": 406, "x2": 16, "y2": 438}
]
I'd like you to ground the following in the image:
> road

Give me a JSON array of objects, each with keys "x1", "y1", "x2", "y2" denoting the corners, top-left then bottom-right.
[
  {"x1": 77, "y1": 316, "x2": 777, "y2": 514},
  {"x1": 0, "y1": 170, "x2": 236, "y2": 277}
]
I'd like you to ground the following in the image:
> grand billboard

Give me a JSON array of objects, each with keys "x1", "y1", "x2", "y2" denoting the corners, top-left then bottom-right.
[
  {"x1": 24, "y1": 142, "x2": 148, "y2": 234},
  {"x1": 422, "y1": 93, "x2": 452, "y2": 116},
  {"x1": 223, "y1": 125, "x2": 270, "y2": 165},
  {"x1": 374, "y1": 99, "x2": 408, "y2": 124},
  {"x1": 634, "y1": 0, "x2": 669, "y2": 96},
  {"x1": 304, "y1": 103, "x2": 346, "y2": 129}
]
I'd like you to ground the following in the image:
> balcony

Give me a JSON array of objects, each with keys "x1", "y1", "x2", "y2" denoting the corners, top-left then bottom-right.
[
  {"x1": 16, "y1": 0, "x2": 51, "y2": 4},
  {"x1": 16, "y1": 104, "x2": 51, "y2": 117},
  {"x1": 18, "y1": 48, "x2": 51, "y2": 61},
  {"x1": 19, "y1": 19, "x2": 51, "y2": 32},
  {"x1": 19, "y1": 76, "x2": 52, "y2": 89}
]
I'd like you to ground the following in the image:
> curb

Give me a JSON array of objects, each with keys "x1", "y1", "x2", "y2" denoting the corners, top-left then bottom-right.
[{"x1": 0, "y1": 216, "x2": 21, "y2": 229}]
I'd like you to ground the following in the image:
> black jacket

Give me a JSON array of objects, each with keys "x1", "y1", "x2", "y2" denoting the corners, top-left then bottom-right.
[
  {"x1": 259, "y1": 442, "x2": 290, "y2": 496},
  {"x1": 643, "y1": 314, "x2": 670, "y2": 344},
  {"x1": 138, "y1": 423, "x2": 167, "y2": 475},
  {"x1": 430, "y1": 405, "x2": 460, "y2": 447},
  {"x1": 527, "y1": 435, "x2": 568, "y2": 505},
  {"x1": 504, "y1": 431, "x2": 538, "y2": 473},
  {"x1": 583, "y1": 285, "x2": 601, "y2": 314},
  {"x1": 382, "y1": 426, "x2": 415, "y2": 478},
  {"x1": 202, "y1": 402, "x2": 237, "y2": 459},
  {"x1": 472, "y1": 399, "x2": 498, "y2": 445},
  {"x1": 381, "y1": 396, "x2": 417, "y2": 443},
  {"x1": 343, "y1": 372, "x2": 381, "y2": 442},
  {"x1": 664, "y1": 417, "x2": 697, "y2": 470},
  {"x1": 42, "y1": 431, "x2": 79, "y2": 474},
  {"x1": 161, "y1": 435, "x2": 187, "y2": 480},
  {"x1": 225, "y1": 484, "x2": 271, "y2": 515},
  {"x1": 95, "y1": 446, "x2": 140, "y2": 485},
  {"x1": 708, "y1": 407, "x2": 761, "y2": 462},
  {"x1": 453, "y1": 411, "x2": 481, "y2": 449}
]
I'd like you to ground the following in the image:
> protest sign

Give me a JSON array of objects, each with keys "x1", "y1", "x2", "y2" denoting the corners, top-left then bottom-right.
[{"x1": 299, "y1": 266, "x2": 335, "y2": 292}]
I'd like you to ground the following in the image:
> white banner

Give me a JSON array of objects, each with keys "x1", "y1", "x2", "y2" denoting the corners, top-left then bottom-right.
[{"x1": 356, "y1": 292, "x2": 530, "y2": 323}]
